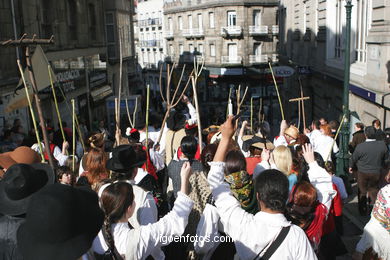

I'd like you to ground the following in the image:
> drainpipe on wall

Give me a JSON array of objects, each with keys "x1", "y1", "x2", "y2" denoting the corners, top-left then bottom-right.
[{"x1": 382, "y1": 92, "x2": 390, "y2": 129}]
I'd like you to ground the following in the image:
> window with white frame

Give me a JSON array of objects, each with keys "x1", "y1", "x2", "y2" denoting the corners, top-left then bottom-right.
[
  {"x1": 253, "y1": 10, "x2": 261, "y2": 26},
  {"x1": 335, "y1": 0, "x2": 344, "y2": 59},
  {"x1": 169, "y1": 44, "x2": 174, "y2": 55},
  {"x1": 210, "y1": 43, "x2": 215, "y2": 56},
  {"x1": 179, "y1": 44, "x2": 184, "y2": 55},
  {"x1": 227, "y1": 11, "x2": 236, "y2": 27},
  {"x1": 354, "y1": 0, "x2": 371, "y2": 63},
  {"x1": 254, "y1": 43, "x2": 261, "y2": 56},
  {"x1": 198, "y1": 43, "x2": 204, "y2": 55},
  {"x1": 188, "y1": 15, "x2": 193, "y2": 29},
  {"x1": 198, "y1": 13, "x2": 203, "y2": 29},
  {"x1": 209, "y1": 12, "x2": 215, "y2": 28},
  {"x1": 168, "y1": 17, "x2": 173, "y2": 31},
  {"x1": 189, "y1": 43, "x2": 194, "y2": 53},
  {"x1": 178, "y1": 16, "x2": 183, "y2": 30}
]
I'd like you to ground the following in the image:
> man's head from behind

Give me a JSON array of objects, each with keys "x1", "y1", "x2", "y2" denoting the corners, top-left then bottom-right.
[
  {"x1": 255, "y1": 169, "x2": 289, "y2": 213},
  {"x1": 364, "y1": 126, "x2": 377, "y2": 139}
]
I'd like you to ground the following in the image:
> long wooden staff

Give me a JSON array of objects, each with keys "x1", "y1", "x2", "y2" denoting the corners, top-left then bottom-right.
[
  {"x1": 268, "y1": 62, "x2": 285, "y2": 120},
  {"x1": 326, "y1": 114, "x2": 346, "y2": 162},
  {"x1": 191, "y1": 76, "x2": 202, "y2": 153},
  {"x1": 125, "y1": 98, "x2": 134, "y2": 128},
  {"x1": 48, "y1": 65, "x2": 68, "y2": 155},
  {"x1": 226, "y1": 87, "x2": 232, "y2": 119},
  {"x1": 116, "y1": 28, "x2": 123, "y2": 132},
  {"x1": 71, "y1": 99, "x2": 75, "y2": 172},
  {"x1": 145, "y1": 85, "x2": 150, "y2": 171},
  {"x1": 299, "y1": 77, "x2": 306, "y2": 130},
  {"x1": 17, "y1": 60, "x2": 45, "y2": 162},
  {"x1": 250, "y1": 97, "x2": 254, "y2": 134},
  {"x1": 133, "y1": 98, "x2": 138, "y2": 128},
  {"x1": 55, "y1": 80, "x2": 86, "y2": 152},
  {"x1": 259, "y1": 98, "x2": 263, "y2": 124}
]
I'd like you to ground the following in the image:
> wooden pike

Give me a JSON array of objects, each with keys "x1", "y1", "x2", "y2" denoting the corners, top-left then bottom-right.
[
  {"x1": 48, "y1": 65, "x2": 68, "y2": 155},
  {"x1": 268, "y1": 62, "x2": 284, "y2": 120},
  {"x1": 17, "y1": 60, "x2": 45, "y2": 162},
  {"x1": 145, "y1": 85, "x2": 150, "y2": 171},
  {"x1": 326, "y1": 114, "x2": 346, "y2": 162},
  {"x1": 71, "y1": 99, "x2": 76, "y2": 172}
]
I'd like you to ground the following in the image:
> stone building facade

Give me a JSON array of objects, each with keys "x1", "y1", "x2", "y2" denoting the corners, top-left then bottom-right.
[
  {"x1": 163, "y1": 0, "x2": 279, "y2": 125},
  {"x1": 279, "y1": 0, "x2": 390, "y2": 130}
]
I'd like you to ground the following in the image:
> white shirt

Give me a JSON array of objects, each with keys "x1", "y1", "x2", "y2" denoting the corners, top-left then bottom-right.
[
  {"x1": 314, "y1": 134, "x2": 339, "y2": 162},
  {"x1": 31, "y1": 143, "x2": 68, "y2": 166},
  {"x1": 92, "y1": 192, "x2": 193, "y2": 260},
  {"x1": 207, "y1": 162, "x2": 317, "y2": 260},
  {"x1": 273, "y1": 135, "x2": 289, "y2": 147},
  {"x1": 186, "y1": 102, "x2": 197, "y2": 126},
  {"x1": 306, "y1": 129, "x2": 322, "y2": 151}
]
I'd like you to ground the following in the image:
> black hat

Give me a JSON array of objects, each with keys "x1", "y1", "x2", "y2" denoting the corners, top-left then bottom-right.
[
  {"x1": 0, "y1": 163, "x2": 55, "y2": 216},
  {"x1": 106, "y1": 145, "x2": 145, "y2": 173},
  {"x1": 17, "y1": 183, "x2": 104, "y2": 260},
  {"x1": 166, "y1": 109, "x2": 186, "y2": 131},
  {"x1": 242, "y1": 134, "x2": 275, "y2": 152}
]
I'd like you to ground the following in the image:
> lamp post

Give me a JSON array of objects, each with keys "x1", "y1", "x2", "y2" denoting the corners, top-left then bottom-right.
[{"x1": 336, "y1": 0, "x2": 353, "y2": 177}]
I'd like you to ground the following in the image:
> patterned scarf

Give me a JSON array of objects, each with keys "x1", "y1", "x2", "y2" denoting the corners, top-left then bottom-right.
[{"x1": 224, "y1": 170, "x2": 258, "y2": 214}]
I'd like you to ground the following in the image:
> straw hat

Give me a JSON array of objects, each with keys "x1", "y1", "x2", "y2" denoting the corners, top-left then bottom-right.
[{"x1": 242, "y1": 134, "x2": 275, "y2": 151}]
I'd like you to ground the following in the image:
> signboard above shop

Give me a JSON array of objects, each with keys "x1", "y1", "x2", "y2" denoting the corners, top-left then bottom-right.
[{"x1": 265, "y1": 66, "x2": 295, "y2": 77}]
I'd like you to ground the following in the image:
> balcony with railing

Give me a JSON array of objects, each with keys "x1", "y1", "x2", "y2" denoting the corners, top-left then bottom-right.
[
  {"x1": 249, "y1": 25, "x2": 268, "y2": 36},
  {"x1": 220, "y1": 26, "x2": 242, "y2": 37},
  {"x1": 165, "y1": 31, "x2": 174, "y2": 39},
  {"x1": 182, "y1": 28, "x2": 204, "y2": 38},
  {"x1": 272, "y1": 25, "x2": 279, "y2": 35},
  {"x1": 140, "y1": 40, "x2": 163, "y2": 48},
  {"x1": 249, "y1": 54, "x2": 268, "y2": 64},
  {"x1": 182, "y1": 28, "x2": 193, "y2": 38},
  {"x1": 221, "y1": 56, "x2": 242, "y2": 64},
  {"x1": 138, "y1": 17, "x2": 162, "y2": 27}
]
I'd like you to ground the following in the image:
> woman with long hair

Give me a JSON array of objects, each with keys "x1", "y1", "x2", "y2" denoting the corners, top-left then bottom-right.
[
  {"x1": 79, "y1": 133, "x2": 109, "y2": 189},
  {"x1": 254, "y1": 145, "x2": 297, "y2": 191},
  {"x1": 286, "y1": 181, "x2": 328, "y2": 250},
  {"x1": 92, "y1": 162, "x2": 194, "y2": 259}
]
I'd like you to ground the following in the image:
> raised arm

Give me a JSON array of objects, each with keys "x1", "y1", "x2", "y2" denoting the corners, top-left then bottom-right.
[{"x1": 132, "y1": 162, "x2": 194, "y2": 259}]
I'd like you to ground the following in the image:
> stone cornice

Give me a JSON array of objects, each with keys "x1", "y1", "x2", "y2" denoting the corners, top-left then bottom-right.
[{"x1": 164, "y1": 0, "x2": 279, "y2": 14}]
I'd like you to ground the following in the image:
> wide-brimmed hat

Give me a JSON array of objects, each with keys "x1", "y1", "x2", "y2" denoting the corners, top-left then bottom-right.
[
  {"x1": 284, "y1": 126, "x2": 299, "y2": 140},
  {"x1": 17, "y1": 183, "x2": 104, "y2": 260},
  {"x1": 202, "y1": 125, "x2": 220, "y2": 135},
  {"x1": 166, "y1": 109, "x2": 186, "y2": 131},
  {"x1": 0, "y1": 146, "x2": 41, "y2": 169},
  {"x1": 106, "y1": 145, "x2": 146, "y2": 173},
  {"x1": 242, "y1": 134, "x2": 275, "y2": 151},
  {"x1": 0, "y1": 163, "x2": 54, "y2": 216}
]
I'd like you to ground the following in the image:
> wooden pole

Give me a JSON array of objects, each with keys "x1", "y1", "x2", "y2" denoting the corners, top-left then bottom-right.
[
  {"x1": 72, "y1": 99, "x2": 75, "y2": 172},
  {"x1": 133, "y1": 97, "x2": 138, "y2": 128},
  {"x1": 226, "y1": 87, "x2": 232, "y2": 119},
  {"x1": 48, "y1": 65, "x2": 67, "y2": 145},
  {"x1": 25, "y1": 46, "x2": 54, "y2": 168},
  {"x1": 250, "y1": 97, "x2": 254, "y2": 134},
  {"x1": 17, "y1": 60, "x2": 44, "y2": 162},
  {"x1": 116, "y1": 27, "x2": 123, "y2": 131},
  {"x1": 191, "y1": 76, "x2": 202, "y2": 153},
  {"x1": 268, "y1": 62, "x2": 284, "y2": 120},
  {"x1": 326, "y1": 114, "x2": 346, "y2": 162},
  {"x1": 145, "y1": 85, "x2": 150, "y2": 171},
  {"x1": 299, "y1": 77, "x2": 307, "y2": 130},
  {"x1": 125, "y1": 98, "x2": 134, "y2": 128},
  {"x1": 259, "y1": 98, "x2": 263, "y2": 123}
]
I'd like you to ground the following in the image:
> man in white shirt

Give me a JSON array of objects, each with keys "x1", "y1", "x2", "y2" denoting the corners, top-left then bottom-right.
[
  {"x1": 208, "y1": 117, "x2": 317, "y2": 260},
  {"x1": 305, "y1": 120, "x2": 322, "y2": 151}
]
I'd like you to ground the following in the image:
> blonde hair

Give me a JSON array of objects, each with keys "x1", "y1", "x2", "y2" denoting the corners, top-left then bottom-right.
[{"x1": 272, "y1": 145, "x2": 293, "y2": 176}]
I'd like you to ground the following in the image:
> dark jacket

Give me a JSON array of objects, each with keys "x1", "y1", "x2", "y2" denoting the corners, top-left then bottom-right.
[
  {"x1": 0, "y1": 215, "x2": 24, "y2": 260},
  {"x1": 349, "y1": 130, "x2": 366, "y2": 153},
  {"x1": 350, "y1": 140, "x2": 389, "y2": 174},
  {"x1": 167, "y1": 159, "x2": 203, "y2": 198}
]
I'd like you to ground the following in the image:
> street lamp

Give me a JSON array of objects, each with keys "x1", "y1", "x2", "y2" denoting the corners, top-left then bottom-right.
[{"x1": 336, "y1": 0, "x2": 353, "y2": 177}]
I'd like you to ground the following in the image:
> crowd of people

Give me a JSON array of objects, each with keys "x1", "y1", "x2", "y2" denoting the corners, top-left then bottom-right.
[{"x1": 0, "y1": 96, "x2": 389, "y2": 260}]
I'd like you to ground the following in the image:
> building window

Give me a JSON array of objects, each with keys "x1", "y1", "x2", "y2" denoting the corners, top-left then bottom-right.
[
  {"x1": 189, "y1": 43, "x2": 194, "y2": 53},
  {"x1": 105, "y1": 12, "x2": 116, "y2": 58},
  {"x1": 188, "y1": 15, "x2": 193, "y2": 29},
  {"x1": 179, "y1": 44, "x2": 184, "y2": 55},
  {"x1": 168, "y1": 17, "x2": 173, "y2": 32},
  {"x1": 254, "y1": 43, "x2": 261, "y2": 56},
  {"x1": 198, "y1": 43, "x2": 204, "y2": 55},
  {"x1": 253, "y1": 10, "x2": 261, "y2": 26},
  {"x1": 227, "y1": 11, "x2": 236, "y2": 27},
  {"x1": 210, "y1": 43, "x2": 215, "y2": 57},
  {"x1": 169, "y1": 44, "x2": 174, "y2": 56},
  {"x1": 335, "y1": 0, "x2": 343, "y2": 59},
  {"x1": 354, "y1": 0, "x2": 371, "y2": 63},
  {"x1": 67, "y1": 0, "x2": 77, "y2": 40},
  {"x1": 88, "y1": 3, "x2": 97, "y2": 40},
  {"x1": 209, "y1": 12, "x2": 215, "y2": 28},
  {"x1": 228, "y1": 43, "x2": 237, "y2": 59},
  {"x1": 198, "y1": 14, "x2": 203, "y2": 29},
  {"x1": 178, "y1": 16, "x2": 183, "y2": 30}
]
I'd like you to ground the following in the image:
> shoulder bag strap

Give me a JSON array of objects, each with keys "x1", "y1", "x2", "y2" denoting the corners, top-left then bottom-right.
[{"x1": 253, "y1": 225, "x2": 291, "y2": 260}]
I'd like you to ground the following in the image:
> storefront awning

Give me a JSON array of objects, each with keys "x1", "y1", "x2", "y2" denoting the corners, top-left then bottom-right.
[{"x1": 91, "y1": 85, "x2": 112, "y2": 102}]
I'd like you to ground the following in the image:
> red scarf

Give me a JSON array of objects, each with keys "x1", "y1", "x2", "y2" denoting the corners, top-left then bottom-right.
[{"x1": 305, "y1": 202, "x2": 328, "y2": 247}]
